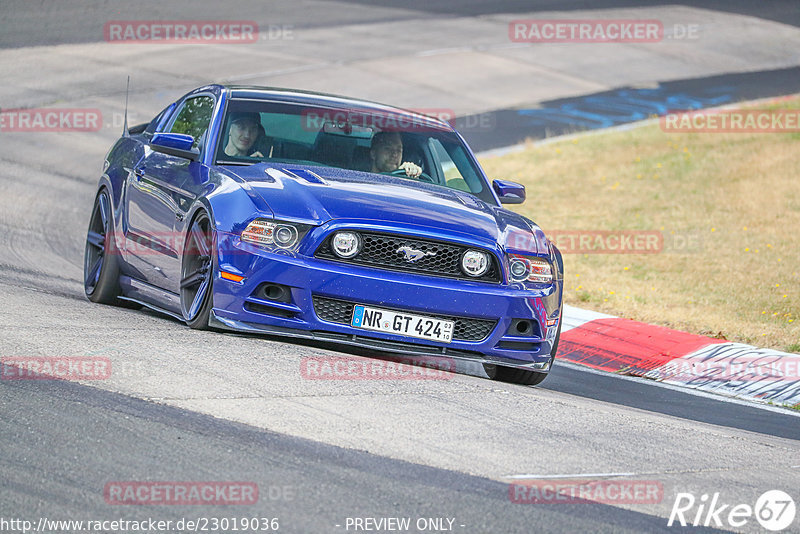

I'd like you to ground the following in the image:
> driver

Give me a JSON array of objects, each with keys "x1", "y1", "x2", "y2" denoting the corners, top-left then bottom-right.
[
  {"x1": 369, "y1": 131, "x2": 422, "y2": 178},
  {"x1": 224, "y1": 112, "x2": 266, "y2": 158}
]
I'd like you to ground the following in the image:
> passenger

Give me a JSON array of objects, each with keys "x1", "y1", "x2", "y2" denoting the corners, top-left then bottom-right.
[
  {"x1": 370, "y1": 131, "x2": 422, "y2": 178},
  {"x1": 224, "y1": 112, "x2": 266, "y2": 158}
]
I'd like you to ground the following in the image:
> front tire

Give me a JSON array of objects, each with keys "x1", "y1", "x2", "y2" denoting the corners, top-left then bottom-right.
[{"x1": 180, "y1": 211, "x2": 215, "y2": 330}]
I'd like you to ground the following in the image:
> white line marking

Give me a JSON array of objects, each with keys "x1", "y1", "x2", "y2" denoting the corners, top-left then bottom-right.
[
  {"x1": 554, "y1": 360, "x2": 800, "y2": 417},
  {"x1": 505, "y1": 472, "x2": 635, "y2": 480},
  {"x1": 487, "y1": 42, "x2": 532, "y2": 50},
  {"x1": 416, "y1": 47, "x2": 472, "y2": 56},
  {"x1": 224, "y1": 63, "x2": 332, "y2": 82}
]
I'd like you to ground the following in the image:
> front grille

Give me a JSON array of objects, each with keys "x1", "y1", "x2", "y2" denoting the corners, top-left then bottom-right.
[
  {"x1": 312, "y1": 296, "x2": 497, "y2": 342},
  {"x1": 315, "y1": 232, "x2": 500, "y2": 283}
]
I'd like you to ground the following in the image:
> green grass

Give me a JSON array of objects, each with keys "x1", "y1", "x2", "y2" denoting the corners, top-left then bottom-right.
[{"x1": 480, "y1": 97, "x2": 800, "y2": 353}]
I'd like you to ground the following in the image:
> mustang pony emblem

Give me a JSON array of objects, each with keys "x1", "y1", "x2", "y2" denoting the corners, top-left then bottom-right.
[{"x1": 396, "y1": 245, "x2": 437, "y2": 263}]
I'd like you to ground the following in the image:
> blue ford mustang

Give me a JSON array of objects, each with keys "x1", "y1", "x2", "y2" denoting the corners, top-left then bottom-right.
[{"x1": 84, "y1": 84, "x2": 563, "y2": 385}]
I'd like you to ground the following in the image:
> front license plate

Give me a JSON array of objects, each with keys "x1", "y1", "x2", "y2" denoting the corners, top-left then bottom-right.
[{"x1": 351, "y1": 305, "x2": 454, "y2": 343}]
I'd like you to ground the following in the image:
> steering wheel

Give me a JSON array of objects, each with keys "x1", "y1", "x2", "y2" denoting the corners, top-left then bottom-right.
[{"x1": 389, "y1": 168, "x2": 435, "y2": 183}]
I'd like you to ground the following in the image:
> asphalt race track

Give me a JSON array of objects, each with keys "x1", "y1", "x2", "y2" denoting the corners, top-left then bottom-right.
[{"x1": 1, "y1": 2, "x2": 799, "y2": 533}]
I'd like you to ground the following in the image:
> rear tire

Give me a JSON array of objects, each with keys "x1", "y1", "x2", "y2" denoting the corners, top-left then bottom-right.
[
  {"x1": 489, "y1": 316, "x2": 562, "y2": 386},
  {"x1": 84, "y1": 189, "x2": 123, "y2": 305}
]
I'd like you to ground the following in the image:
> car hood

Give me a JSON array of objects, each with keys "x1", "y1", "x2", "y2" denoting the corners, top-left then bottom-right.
[{"x1": 226, "y1": 163, "x2": 546, "y2": 253}]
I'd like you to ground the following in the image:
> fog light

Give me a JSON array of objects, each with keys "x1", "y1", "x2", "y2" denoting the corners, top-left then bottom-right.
[
  {"x1": 332, "y1": 232, "x2": 361, "y2": 258},
  {"x1": 461, "y1": 249, "x2": 490, "y2": 277}
]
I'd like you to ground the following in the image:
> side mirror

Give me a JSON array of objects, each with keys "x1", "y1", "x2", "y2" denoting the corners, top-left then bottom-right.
[
  {"x1": 492, "y1": 180, "x2": 526, "y2": 204},
  {"x1": 150, "y1": 132, "x2": 200, "y2": 161}
]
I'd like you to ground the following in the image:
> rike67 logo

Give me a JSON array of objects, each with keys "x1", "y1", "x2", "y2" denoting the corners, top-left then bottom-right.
[{"x1": 669, "y1": 490, "x2": 796, "y2": 531}]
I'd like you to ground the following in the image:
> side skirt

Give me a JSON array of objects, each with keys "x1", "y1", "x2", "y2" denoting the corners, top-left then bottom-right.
[{"x1": 119, "y1": 275, "x2": 184, "y2": 321}]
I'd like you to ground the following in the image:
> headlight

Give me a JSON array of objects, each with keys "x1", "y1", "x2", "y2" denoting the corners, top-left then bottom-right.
[
  {"x1": 331, "y1": 231, "x2": 361, "y2": 258},
  {"x1": 508, "y1": 254, "x2": 553, "y2": 283},
  {"x1": 461, "y1": 249, "x2": 490, "y2": 277},
  {"x1": 241, "y1": 219, "x2": 304, "y2": 250},
  {"x1": 274, "y1": 225, "x2": 298, "y2": 248},
  {"x1": 509, "y1": 258, "x2": 529, "y2": 279}
]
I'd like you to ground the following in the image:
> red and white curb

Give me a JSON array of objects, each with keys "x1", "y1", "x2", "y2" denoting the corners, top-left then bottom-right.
[
  {"x1": 560, "y1": 305, "x2": 800, "y2": 408},
  {"x1": 475, "y1": 96, "x2": 800, "y2": 409}
]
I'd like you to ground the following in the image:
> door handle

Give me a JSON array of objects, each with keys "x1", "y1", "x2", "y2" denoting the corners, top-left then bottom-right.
[{"x1": 175, "y1": 212, "x2": 184, "y2": 221}]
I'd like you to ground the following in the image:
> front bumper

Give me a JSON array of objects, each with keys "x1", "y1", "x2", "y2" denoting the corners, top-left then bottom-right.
[{"x1": 212, "y1": 232, "x2": 562, "y2": 372}]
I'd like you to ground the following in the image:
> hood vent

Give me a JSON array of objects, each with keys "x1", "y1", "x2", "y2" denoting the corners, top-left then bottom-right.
[{"x1": 282, "y1": 167, "x2": 325, "y2": 184}]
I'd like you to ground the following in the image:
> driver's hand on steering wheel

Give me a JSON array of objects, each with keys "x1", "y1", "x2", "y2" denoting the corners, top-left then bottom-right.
[{"x1": 398, "y1": 161, "x2": 422, "y2": 178}]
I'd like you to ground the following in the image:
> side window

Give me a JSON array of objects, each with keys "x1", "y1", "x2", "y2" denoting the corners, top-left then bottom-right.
[
  {"x1": 429, "y1": 138, "x2": 464, "y2": 181},
  {"x1": 145, "y1": 103, "x2": 175, "y2": 136},
  {"x1": 427, "y1": 137, "x2": 487, "y2": 197},
  {"x1": 169, "y1": 96, "x2": 214, "y2": 149}
]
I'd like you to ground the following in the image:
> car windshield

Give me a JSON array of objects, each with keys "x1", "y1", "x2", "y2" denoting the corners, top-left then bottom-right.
[{"x1": 215, "y1": 99, "x2": 493, "y2": 202}]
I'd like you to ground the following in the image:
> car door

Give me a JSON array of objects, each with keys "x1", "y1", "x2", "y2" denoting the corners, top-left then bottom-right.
[{"x1": 124, "y1": 94, "x2": 215, "y2": 294}]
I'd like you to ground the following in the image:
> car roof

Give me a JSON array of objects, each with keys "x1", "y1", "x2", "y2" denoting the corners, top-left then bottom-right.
[{"x1": 212, "y1": 84, "x2": 454, "y2": 132}]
